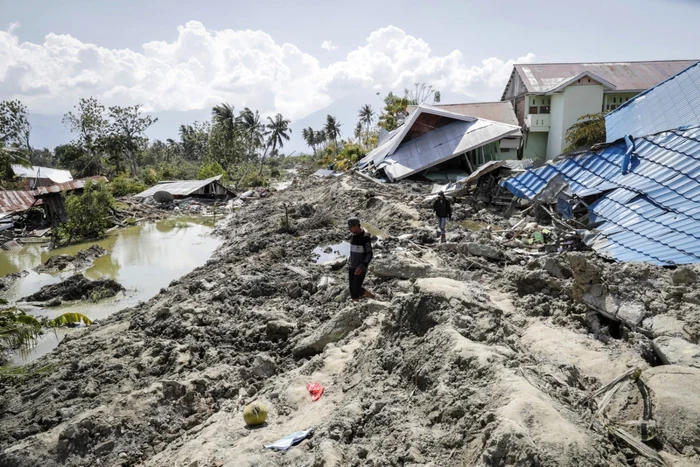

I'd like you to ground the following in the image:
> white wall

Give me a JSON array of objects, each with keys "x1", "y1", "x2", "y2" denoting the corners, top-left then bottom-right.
[{"x1": 547, "y1": 84, "x2": 604, "y2": 159}]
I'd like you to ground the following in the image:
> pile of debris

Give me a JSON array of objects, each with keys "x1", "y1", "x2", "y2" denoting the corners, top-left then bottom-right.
[{"x1": 1, "y1": 171, "x2": 699, "y2": 467}]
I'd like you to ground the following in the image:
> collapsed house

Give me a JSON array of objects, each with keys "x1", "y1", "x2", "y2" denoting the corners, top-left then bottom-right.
[
  {"x1": 501, "y1": 60, "x2": 700, "y2": 266},
  {"x1": 11, "y1": 165, "x2": 74, "y2": 188},
  {"x1": 357, "y1": 104, "x2": 522, "y2": 183},
  {"x1": 134, "y1": 175, "x2": 234, "y2": 202}
]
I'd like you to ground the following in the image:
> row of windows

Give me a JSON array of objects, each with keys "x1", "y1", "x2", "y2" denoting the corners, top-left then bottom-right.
[
  {"x1": 529, "y1": 106, "x2": 550, "y2": 114},
  {"x1": 532, "y1": 98, "x2": 551, "y2": 106}
]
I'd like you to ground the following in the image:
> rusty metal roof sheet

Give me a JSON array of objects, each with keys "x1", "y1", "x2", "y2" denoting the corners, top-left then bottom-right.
[
  {"x1": 513, "y1": 60, "x2": 697, "y2": 94},
  {"x1": 0, "y1": 191, "x2": 40, "y2": 216},
  {"x1": 32, "y1": 176, "x2": 109, "y2": 197}
]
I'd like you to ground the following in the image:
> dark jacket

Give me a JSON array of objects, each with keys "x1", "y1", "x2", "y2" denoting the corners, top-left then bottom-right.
[
  {"x1": 348, "y1": 230, "x2": 373, "y2": 271},
  {"x1": 433, "y1": 197, "x2": 452, "y2": 218}
]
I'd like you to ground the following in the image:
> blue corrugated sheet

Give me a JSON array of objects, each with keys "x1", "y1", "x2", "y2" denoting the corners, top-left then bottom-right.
[
  {"x1": 606, "y1": 61, "x2": 700, "y2": 142},
  {"x1": 501, "y1": 125, "x2": 700, "y2": 266}
]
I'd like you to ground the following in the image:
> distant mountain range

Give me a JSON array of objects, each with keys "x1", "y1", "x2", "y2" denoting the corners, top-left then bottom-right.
[{"x1": 28, "y1": 90, "x2": 475, "y2": 156}]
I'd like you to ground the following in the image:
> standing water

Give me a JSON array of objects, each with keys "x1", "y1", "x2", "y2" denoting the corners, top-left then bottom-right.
[{"x1": 1, "y1": 218, "x2": 222, "y2": 365}]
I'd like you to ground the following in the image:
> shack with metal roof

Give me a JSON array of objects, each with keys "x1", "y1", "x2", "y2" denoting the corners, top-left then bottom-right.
[{"x1": 133, "y1": 175, "x2": 234, "y2": 200}]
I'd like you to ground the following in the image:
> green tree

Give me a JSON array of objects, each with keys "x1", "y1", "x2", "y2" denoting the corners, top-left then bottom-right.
[
  {"x1": 377, "y1": 92, "x2": 413, "y2": 131},
  {"x1": 211, "y1": 103, "x2": 236, "y2": 141},
  {"x1": 62, "y1": 97, "x2": 109, "y2": 174},
  {"x1": 60, "y1": 181, "x2": 115, "y2": 244},
  {"x1": 178, "y1": 122, "x2": 210, "y2": 162},
  {"x1": 302, "y1": 127, "x2": 316, "y2": 154},
  {"x1": 564, "y1": 113, "x2": 606, "y2": 152},
  {"x1": 358, "y1": 104, "x2": 375, "y2": 146},
  {"x1": 107, "y1": 105, "x2": 157, "y2": 176},
  {"x1": 238, "y1": 108, "x2": 267, "y2": 160},
  {"x1": 324, "y1": 115, "x2": 342, "y2": 153},
  {"x1": 197, "y1": 161, "x2": 227, "y2": 180},
  {"x1": 261, "y1": 113, "x2": 291, "y2": 174},
  {"x1": 0, "y1": 100, "x2": 32, "y2": 165}
]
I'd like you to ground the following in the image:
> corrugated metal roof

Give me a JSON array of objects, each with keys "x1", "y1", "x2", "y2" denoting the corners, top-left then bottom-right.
[
  {"x1": 512, "y1": 60, "x2": 697, "y2": 94},
  {"x1": 133, "y1": 175, "x2": 226, "y2": 198},
  {"x1": 501, "y1": 126, "x2": 700, "y2": 265},
  {"x1": 358, "y1": 104, "x2": 477, "y2": 169},
  {"x1": 406, "y1": 102, "x2": 521, "y2": 127},
  {"x1": 378, "y1": 119, "x2": 521, "y2": 181},
  {"x1": 32, "y1": 176, "x2": 108, "y2": 197},
  {"x1": 606, "y1": 61, "x2": 700, "y2": 142},
  {"x1": 0, "y1": 191, "x2": 40, "y2": 215},
  {"x1": 11, "y1": 165, "x2": 73, "y2": 184}
]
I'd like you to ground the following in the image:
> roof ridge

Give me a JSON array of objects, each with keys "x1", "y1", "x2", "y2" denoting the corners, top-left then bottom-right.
[{"x1": 515, "y1": 59, "x2": 698, "y2": 67}]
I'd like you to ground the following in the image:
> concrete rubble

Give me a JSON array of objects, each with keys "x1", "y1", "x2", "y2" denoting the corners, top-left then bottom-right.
[{"x1": 1, "y1": 170, "x2": 700, "y2": 466}]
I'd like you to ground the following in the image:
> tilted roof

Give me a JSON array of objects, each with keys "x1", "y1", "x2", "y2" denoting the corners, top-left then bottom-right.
[{"x1": 501, "y1": 125, "x2": 700, "y2": 266}]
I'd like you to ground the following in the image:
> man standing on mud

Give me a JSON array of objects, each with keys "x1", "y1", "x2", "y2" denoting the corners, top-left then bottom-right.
[
  {"x1": 433, "y1": 191, "x2": 452, "y2": 243},
  {"x1": 347, "y1": 218, "x2": 375, "y2": 302}
]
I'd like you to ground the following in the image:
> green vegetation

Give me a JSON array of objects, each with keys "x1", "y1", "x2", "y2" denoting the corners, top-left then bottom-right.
[
  {"x1": 565, "y1": 113, "x2": 607, "y2": 152},
  {"x1": 0, "y1": 307, "x2": 92, "y2": 363},
  {"x1": 109, "y1": 173, "x2": 147, "y2": 197},
  {"x1": 59, "y1": 181, "x2": 115, "y2": 244}
]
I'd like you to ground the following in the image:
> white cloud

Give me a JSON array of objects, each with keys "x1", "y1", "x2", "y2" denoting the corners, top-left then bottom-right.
[
  {"x1": 321, "y1": 40, "x2": 338, "y2": 51},
  {"x1": 0, "y1": 22, "x2": 534, "y2": 120}
]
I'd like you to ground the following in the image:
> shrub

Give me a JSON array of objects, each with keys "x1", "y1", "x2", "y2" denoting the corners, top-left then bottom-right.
[
  {"x1": 60, "y1": 181, "x2": 115, "y2": 243},
  {"x1": 109, "y1": 173, "x2": 147, "y2": 197}
]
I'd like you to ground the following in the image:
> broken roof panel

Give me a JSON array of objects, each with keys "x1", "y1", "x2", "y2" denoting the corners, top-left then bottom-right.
[
  {"x1": 378, "y1": 118, "x2": 521, "y2": 181},
  {"x1": 133, "y1": 175, "x2": 230, "y2": 198},
  {"x1": 0, "y1": 191, "x2": 40, "y2": 216},
  {"x1": 358, "y1": 104, "x2": 477, "y2": 169},
  {"x1": 11, "y1": 165, "x2": 73, "y2": 184},
  {"x1": 507, "y1": 60, "x2": 697, "y2": 96},
  {"x1": 32, "y1": 176, "x2": 109, "y2": 197},
  {"x1": 606, "y1": 61, "x2": 700, "y2": 142},
  {"x1": 501, "y1": 125, "x2": 700, "y2": 265}
]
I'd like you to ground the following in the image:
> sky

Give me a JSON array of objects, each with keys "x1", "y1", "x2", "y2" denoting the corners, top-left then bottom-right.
[{"x1": 1, "y1": 0, "x2": 699, "y2": 129}]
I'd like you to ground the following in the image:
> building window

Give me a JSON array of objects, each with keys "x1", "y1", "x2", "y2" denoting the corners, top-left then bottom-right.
[
  {"x1": 613, "y1": 97, "x2": 617, "y2": 103},
  {"x1": 502, "y1": 148, "x2": 510, "y2": 153},
  {"x1": 539, "y1": 106, "x2": 550, "y2": 114},
  {"x1": 541, "y1": 99, "x2": 545, "y2": 105},
  {"x1": 529, "y1": 106, "x2": 538, "y2": 114},
  {"x1": 587, "y1": 78, "x2": 591, "y2": 83}
]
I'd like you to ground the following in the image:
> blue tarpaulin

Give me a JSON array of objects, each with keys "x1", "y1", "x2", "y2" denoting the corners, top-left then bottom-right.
[{"x1": 501, "y1": 126, "x2": 700, "y2": 266}]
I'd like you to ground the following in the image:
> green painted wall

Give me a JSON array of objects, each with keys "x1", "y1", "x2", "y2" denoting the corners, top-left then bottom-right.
[{"x1": 524, "y1": 132, "x2": 548, "y2": 161}]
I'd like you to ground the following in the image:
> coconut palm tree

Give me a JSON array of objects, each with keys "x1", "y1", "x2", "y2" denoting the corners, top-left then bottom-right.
[
  {"x1": 314, "y1": 130, "x2": 328, "y2": 152},
  {"x1": 354, "y1": 122, "x2": 363, "y2": 141},
  {"x1": 302, "y1": 127, "x2": 316, "y2": 154},
  {"x1": 324, "y1": 115, "x2": 341, "y2": 153},
  {"x1": 211, "y1": 103, "x2": 236, "y2": 141},
  {"x1": 260, "y1": 113, "x2": 291, "y2": 174},
  {"x1": 358, "y1": 104, "x2": 375, "y2": 145},
  {"x1": 237, "y1": 108, "x2": 267, "y2": 160}
]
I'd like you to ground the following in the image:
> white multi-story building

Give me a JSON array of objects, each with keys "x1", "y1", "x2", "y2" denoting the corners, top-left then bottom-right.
[{"x1": 501, "y1": 60, "x2": 697, "y2": 160}]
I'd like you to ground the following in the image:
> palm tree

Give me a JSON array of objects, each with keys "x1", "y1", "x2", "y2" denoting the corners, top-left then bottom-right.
[
  {"x1": 324, "y1": 115, "x2": 341, "y2": 153},
  {"x1": 260, "y1": 113, "x2": 291, "y2": 174},
  {"x1": 237, "y1": 108, "x2": 266, "y2": 160},
  {"x1": 314, "y1": 130, "x2": 328, "y2": 152},
  {"x1": 211, "y1": 103, "x2": 236, "y2": 141},
  {"x1": 358, "y1": 104, "x2": 375, "y2": 145},
  {"x1": 354, "y1": 122, "x2": 362, "y2": 141},
  {"x1": 302, "y1": 127, "x2": 316, "y2": 154}
]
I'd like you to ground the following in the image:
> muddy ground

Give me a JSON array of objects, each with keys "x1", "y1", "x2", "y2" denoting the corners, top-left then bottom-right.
[{"x1": 1, "y1": 172, "x2": 699, "y2": 466}]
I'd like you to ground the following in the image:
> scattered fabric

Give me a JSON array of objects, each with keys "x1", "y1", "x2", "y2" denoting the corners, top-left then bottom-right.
[
  {"x1": 263, "y1": 427, "x2": 314, "y2": 451},
  {"x1": 306, "y1": 382, "x2": 324, "y2": 401}
]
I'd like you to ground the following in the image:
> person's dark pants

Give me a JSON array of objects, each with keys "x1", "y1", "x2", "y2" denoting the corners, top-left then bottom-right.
[{"x1": 348, "y1": 267, "x2": 367, "y2": 299}]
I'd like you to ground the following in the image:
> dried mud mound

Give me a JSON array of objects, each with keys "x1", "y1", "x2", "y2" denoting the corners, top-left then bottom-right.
[{"x1": 1, "y1": 173, "x2": 699, "y2": 467}]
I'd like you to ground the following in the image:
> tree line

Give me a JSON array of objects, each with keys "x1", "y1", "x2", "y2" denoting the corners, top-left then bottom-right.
[{"x1": 0, "y1": 98, "x2": 294, "y2": 189}]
